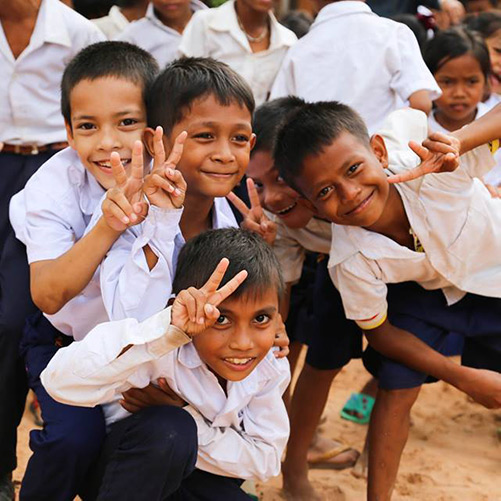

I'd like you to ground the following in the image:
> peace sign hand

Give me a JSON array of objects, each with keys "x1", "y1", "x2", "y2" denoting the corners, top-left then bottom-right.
[
  {"x1": 143, "y1": 127, "x2": 187, "y2": 209},
  {"x1": 387, "y1": 132, "x2": 460, "y2": 184},
  {"x1": 102, "y1": 140, "x2": 148, "y2": 232},
  {"x1": 227, "y1": 178, "x2": 277, "y2": 245},
  {"x1": 171, "y1": 258, "x2": 248, "y2": 337}
]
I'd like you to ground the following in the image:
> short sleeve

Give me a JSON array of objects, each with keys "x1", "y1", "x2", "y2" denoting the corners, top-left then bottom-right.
[
  {"x1": 272, "y1": 221, "x2": 305, "y2": 284},
  {"x1": 178, "y1": 11, "x2": 209, "y2": 57}
]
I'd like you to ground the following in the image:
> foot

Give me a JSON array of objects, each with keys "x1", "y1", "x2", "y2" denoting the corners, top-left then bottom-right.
[
  {"x1": 0, "y1": 474, "x2": 14, "y2": 501},
  {"x1": 351, "y1": 447, "x2": 368, "y2": 479},
  {"x1": 307, "y1": 435, "x2": 359, "y2": 469},
  {"x1": 282, "y1": 463, "x2": 323, "y2": 501}
]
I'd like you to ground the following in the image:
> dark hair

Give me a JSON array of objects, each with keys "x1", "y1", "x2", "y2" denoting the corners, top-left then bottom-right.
[
  {"x1": 252, "y1": 96, "x2": 305, "y2": 156},
  {"x1": 274, "y1": 101, "x2": 369, "y2": 190},
  {"x1": 423, "y1": 27, "x2": 491, "y2": 80},
  {"x1": 280, "y1": 10, "x2": 313, "y2": 39},
  {"x1": 146, "y1": 57, "x2": 255, "y2": 136},
  {"x1": 392, "y1": 14, "x2": 428, "y2": 49},
  {"x1": 173, "y1": 228, "x2": 284, "y2": 301},
  {"x1": 61, "y1": 41, "x2": 159, "y2": 125},
  {"x1": 464, "y1": 11, "x2": 501, "y2": 39}
]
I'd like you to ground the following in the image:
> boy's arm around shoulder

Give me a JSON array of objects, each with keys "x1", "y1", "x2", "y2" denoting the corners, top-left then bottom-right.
[
  {"x1": 184, "y1": 354, "x2": 290, "y2": 482},
  {"x1": 41, "y1": 306, "x2": 191, "y2": 407}
]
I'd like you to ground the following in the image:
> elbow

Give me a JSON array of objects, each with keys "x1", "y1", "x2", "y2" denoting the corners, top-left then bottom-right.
[
  {"x1": 31, "y1": 288, "x2": 69, "y2": 315},
  {"x1": 408, "y1": 92, "x2": 433, "y2": 116}
]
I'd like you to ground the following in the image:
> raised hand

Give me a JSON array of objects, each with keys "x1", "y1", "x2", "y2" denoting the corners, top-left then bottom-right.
[
  {"x1": 143, "y1": 127, "x2": 187, "y2": 209},
  {"x1": 227, "y1": 177, "x2": 277, "y2": 245},
  {"x1": 120, "y1": 378, "x2": 186, "y2": 413},
  {"x1": 171, "y1": 258, "x2": 248, "y2": 337},
  {"x1": 387, "y1": 132, "x2": 460, "y2": 184},
  {"x1": 102, "y1": 140, "x2": 147, "y2": 232}
]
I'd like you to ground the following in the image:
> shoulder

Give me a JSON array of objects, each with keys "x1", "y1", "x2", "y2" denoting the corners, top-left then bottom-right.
[
  {"x1": 55, "y1": 1, "x2": 104, "y2": 40},
  {"x1": 117, "y1": 17, "x2": 154, "y2": 41}
]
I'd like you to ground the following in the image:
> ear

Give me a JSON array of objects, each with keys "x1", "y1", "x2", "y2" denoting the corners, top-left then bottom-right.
[
  {"x1": 65, "y1": 121, "x2": 75, "y2": 149},
  {"x1": 249, "y1": 133, "x2": 256, "y2": 151},
  {"x1": 370, "y1": 134, "x2": 389, "y2": 169},
  {"x1": 143, "y1": 127, "x2": 156, "y2": 157}
]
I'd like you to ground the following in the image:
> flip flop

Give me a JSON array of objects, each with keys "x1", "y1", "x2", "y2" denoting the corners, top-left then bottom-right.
[
  {"x1": 340, "y1": 392, "x2": 375, "y2": 425},
  {"x1": 307, "y1": 444, "x2": 360, "y2": 470}
]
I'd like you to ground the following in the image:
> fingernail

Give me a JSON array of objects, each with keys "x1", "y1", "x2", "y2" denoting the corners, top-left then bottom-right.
[
  {"x1": 198, "y1": 317, "x2": 204, "y2": 325},
  {"x1": 167, "y1": 168, "x2": 174, "y2": 176},
  {"x1": 122, "y1": 217, "x2": 129, "y2": 224},
  {"x1": 206, "y1": 304, "x2": 213, "y2": 314},
  {"x1": 174, "y1": 189, "x2": 181, "y2": 196},
  {"x1": 130, "y1": 214, "x2": 137, "y2": 222}
]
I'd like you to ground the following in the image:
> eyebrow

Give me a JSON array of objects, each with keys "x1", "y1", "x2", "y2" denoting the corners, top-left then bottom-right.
[
  {"x1": 72, "y1": 109, "x2": 143, "y2": 121},
  {"x1": 218, "y1": 305, "x2": 277, "y2": 316},
  {"x1": 192, "y1": 121, "x2": 251, "y2": 130}
]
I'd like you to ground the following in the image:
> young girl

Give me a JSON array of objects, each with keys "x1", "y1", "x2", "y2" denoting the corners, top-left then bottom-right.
[{"x1": 424, "y1": 26, "x2": 501, "y2": 188}]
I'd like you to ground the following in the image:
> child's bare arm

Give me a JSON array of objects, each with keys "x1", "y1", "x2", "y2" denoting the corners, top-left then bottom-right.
[
  {"x1": 365, "y1": 320, "x2": 501, "y2": 409},
  {"x1": 408, "y1": 89, "x2": 433, "y2": 116}
]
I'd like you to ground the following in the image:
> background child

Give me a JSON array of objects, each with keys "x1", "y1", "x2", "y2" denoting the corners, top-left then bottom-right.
[
  {"x1": 117, "y1": 0, "x2": 207, "y2": 67},
  {"x1": 41, "y1": 228, "x2": 290, "y2": 499},
  {"x1": 8, "y1": 42, "x2": 159, "y2": 500},
  {"x1": 92, "y1": 0, "x2": 149, "y2": 39},
  {"x1": 424, "y1": 27, "x2": 501, "y2": 188},
  {"x1": 178, "y1": 0, "x2": 297, "y2": 105}
]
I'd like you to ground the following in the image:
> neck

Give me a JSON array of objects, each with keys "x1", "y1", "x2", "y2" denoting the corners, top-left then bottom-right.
[
  {"x1": 235, "y1": 1, "x2": 269, "y2": 32},
  {"x1": 434, "y1": 109, "x2": 477, "y2": 133},
  {"x1": 180, "y1": 193, "x2": 214, "y2": 242},
  {"x1": 0, "y1": 0, "x2": 41, "y2": 20},
  {"x1": 121, "y1": 1, "x2": 149, "y2": 22},
  {"x1": 155, "y1": 6, "x2": 192, "y2": 33}
]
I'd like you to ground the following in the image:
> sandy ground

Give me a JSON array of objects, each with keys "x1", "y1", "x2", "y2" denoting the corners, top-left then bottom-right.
[{"x1": 14, "y1": 357, "x2": 500, "y2": 500}]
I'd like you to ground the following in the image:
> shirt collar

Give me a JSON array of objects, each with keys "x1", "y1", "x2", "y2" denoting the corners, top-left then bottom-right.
[
  {"x1": 312, "y1": 1, "x2": 373, "y2": 30},
  {"x1": 33, "y1": 0, "x2": 72, "y2": 49},
  {"x1": 212, "y1": 197, "x2": 238, "y2": 229},
  {"x1": 108, "y1": 5, "x2": 130, "y2": 29},
  {"x1": 146, "y1": 0, "x2": 207, "y2": 34}
]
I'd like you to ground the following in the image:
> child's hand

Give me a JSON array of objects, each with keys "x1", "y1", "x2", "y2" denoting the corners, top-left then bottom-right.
[
  {"x1": 273, "y1": 314, "x2": 290, "y2": 359},
  {"x1": 458, "y1": 367, "x2": 501, "y2": 409},
  {"x1": 484, "y1": 183, "x2": 501, "y2": 199},
  {"x1": 171, "y1": 258, "x2": 248, "y2": 337},
  {"x1": 387, "y1": 132, "x2": 460, "y2": 184},
  {"x1": 227, "y1": 177, "x2": 277, "y2": 245},
  {"x1": 102, "y1": 141, "x2": 147, "y2": 232},
  {"x1": 143, "y1": 127, "x2": 187, "y2": 209}
]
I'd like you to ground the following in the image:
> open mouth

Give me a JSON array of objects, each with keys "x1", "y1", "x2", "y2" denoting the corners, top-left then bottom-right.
[
  {"x1": 94, "y1": 159, "x2": 131, "y2": 172},
  {"x1": 223, "y1": 357, "x2": 256, "y2": 371},
  {"x1": 345, "y1": 191, "x2": 374, "y2": 216},
  {"x1": 274, "y1": 202, "x2": 297, "y2": 216}
]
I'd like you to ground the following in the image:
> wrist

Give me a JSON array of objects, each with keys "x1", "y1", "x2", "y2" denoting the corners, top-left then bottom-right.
[{"x1": 95, "y1": 216, "x2": 124, "y2": 240}]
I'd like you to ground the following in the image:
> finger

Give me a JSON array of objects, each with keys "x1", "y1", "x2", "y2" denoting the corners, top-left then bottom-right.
[
  {"x1": 157, "y1": 378, "x2": 176, "y2": 397},
  {"x1": 182, "y1": 290, "x2": 198, "y2": 324},
  {"x1": 165, "y1": 168, "x2": 187, "y2": 194},
  {"x1": 110, "y1": 152, "x2": 128, "y2": 187},
  {"x1": 408, "y1": 140, "x2": 431, "y2": 162},
  {"x1": 442, "y1": 152, "x2": 459, "y2": 172},
  {"x1": 103, "y1": 198, "x2": 132, "y2": 225},
  {"x1": 226, "y1": 191, "x2": 250, "y2": 216},
  {"x1": 188, "y1": 287, "x2": 207, "y2": 325},
  {"x1": 209, "y1": 269, "x2": 248, "y2": 306},
  {"x1": 204, "y1": 303, "x2": 220, "y2": 322},
  {"x1": 485, "y1": 183, "x2": 499, "y2": 199},
  {"x1": 152, "y1": 126, "x2": 166, "y2": 171},
  {"x1": 246, "y1": 177, "x2": 263, "y2": 217},
  {"x1": 387, "y1": 166, "x2": 427, "y2": 184},
  {"x1": 274, "y1": 345, "x2": 290, "y2": 358},
  {"x1": 130, "y1": 141, "x2": 144, "y2": 181},
  {"x1": 242, "y1": 218, "x2": 266, "y2": 236},
  {"x1": 107, "y1": 190, "x2": 138, "y2": 222},
  {"x1": 119, "y1": 399, "x2": 142, "y2": 413},
  {"x1": 201, "y1": 258, "x2": 230, "y2": 293},
  {"x1": 148, "y1": 173, "x2": 179, "y2": 196},
  {"x1": 165, "y1": 131, "x2": 187, "y2": 170}
]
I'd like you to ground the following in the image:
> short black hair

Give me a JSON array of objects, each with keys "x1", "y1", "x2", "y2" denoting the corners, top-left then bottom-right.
[
  {"x1": 252, "y1": 96, "x2": 305, "y2": 156},
  {"x1": 146, "y1": 57, "x2": 255, "y2": 136},
  {"x1": 423, "y1": 27, "x2": 491, "y2": 80},
  {"x1": 61, "y1": 41, "x2": 159, "y2": 124},
  {"x1": 464, "y1": 11, "x2": 501, "y2": 39},
  {"x1": 173, "y1": 228, "x2": 284, "y2": 301},
  {"x1": 392, "y1": 14, "x2": 427, "y2": 49},
  {"x1": 274, "y1": 101, "x2": 369, "y2": 190}
]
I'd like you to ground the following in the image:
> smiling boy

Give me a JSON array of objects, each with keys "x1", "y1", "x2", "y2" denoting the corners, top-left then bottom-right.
[{"x1": 41, "y1": 228, "x2": 290, "y2": 499}]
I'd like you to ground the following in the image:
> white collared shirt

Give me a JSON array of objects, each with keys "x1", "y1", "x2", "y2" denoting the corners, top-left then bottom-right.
[
  {"x1": 92, "y1": 197, "x2": 238, "y2": 322},
  {"x1": 117, "y1": 1, "x2": 207, "y2": 68},
  {"x1": 0, "y1": 0, "x2": 104, "y2": 145},
  {"x1": 41, "y1": 306, "x2": 290, "y2": 481},
  {"x1": 328, "y1": 108, "x2": 499, "y2": 328},
  {"x1": 9, "y1": 148, "x2": 109, "y2": 340},
  {"x1": 93, "y1": 5, "x2": 130, "y2": 39},
  {"x1": 270, "y1": 1, "x2": 441, "y2": 133},
  {"x1": 178, "y1": 0, "x2": 297, "y2": 105}
]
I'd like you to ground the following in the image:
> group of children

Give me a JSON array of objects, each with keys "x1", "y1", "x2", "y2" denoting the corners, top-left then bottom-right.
[{"x1": 1, "y1": 1, "x2": 501, "y2": 501}]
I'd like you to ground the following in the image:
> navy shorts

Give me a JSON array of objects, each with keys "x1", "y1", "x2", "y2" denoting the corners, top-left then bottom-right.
[
  {"x1": 286, "y1": 255, "x2": 362, "y2": 370},
  {"x1": 363, "y1": 282, "x2": 501, "y2": 390}
]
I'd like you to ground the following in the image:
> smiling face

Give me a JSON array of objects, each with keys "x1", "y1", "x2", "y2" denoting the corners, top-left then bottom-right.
[
  {"x1": 156, "y1": 95, "x2": 254, "y2": 200},
  {"x1": 192, "y1": 287, "x2": 279, "y2": 383},
  {"x1": 486, "y1": 29, "x2": 501, "y2": 94},
  {"x1": 293, "y1": 132, "x2": 392, "y2": 229},
  {"x1": 247, "y1": 150, "x2": 314, "y2": 228},
  {"x1": 433, "y1": 53, "x2": 486, "y2": 131},
  {"x1": 66, "y1": 77, "x2": 147, "y2": 190}
]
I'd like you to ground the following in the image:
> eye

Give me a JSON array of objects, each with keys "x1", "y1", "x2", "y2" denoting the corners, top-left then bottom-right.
[
  {"x1": 120, "y1": 118, "x2": 138, "y2": 126},
  {"x1": 317, "y1": 185, "x2": 333, "y2": 199},
  {"x1": 252, "y1": 179, "x2": 263, "y2": 189},
  {"x1": 467, "y1": 78, "x2": 480, "y2": 85},
  {"x1": 347, "y1": 163, "x2": 360, "y2": 175},
  {"x1": 216, "y1": 315, "x2": 229, "y2": 325},
  {"x1": 233, "y1": 134, "x2": 250, "y2": 143},
  {"x1": 193, "y1": 132, "x2": 214, "y2": 140},
  {"x1": 254, "y1": 314, "x2": 270, "y2": 325},
  {"x1": 77, "y1": 122, "x2": 95, "y2": 130}
]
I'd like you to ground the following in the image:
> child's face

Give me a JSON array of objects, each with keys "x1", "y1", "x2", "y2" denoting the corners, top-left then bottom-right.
[
  {"x1": 247, "y1": 150, "x2": 315, "y2": 228},
  {"x1": 486, "y1": 29, "x2": 501, "y2": 94},
  {"x1": 238, "y1": 0, "x2": 275, "y2": 14},
  {"x1": 153, "y1": 0, "x2": 191, "y2": 24},
  {"x1": 66, "y1": 77, "x2": 147, "y2": 190},
  {"x1": 433, "y1": 54, "x2": 486, "y2": 129},
  {"x1": 292, "y1": 132, "x2": 391, "y2": 228},
  {"x1": 162, "y1": 95, "x2": 255, "y2": 200},
  {"x1": 192, "y1": 286, "x2": 279, "y2": 382}
]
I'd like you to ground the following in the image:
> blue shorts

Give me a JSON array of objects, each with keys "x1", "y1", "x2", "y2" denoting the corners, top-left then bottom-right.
[{"x1": 363, "y1": 282, "x2": 501, "y2": 390}]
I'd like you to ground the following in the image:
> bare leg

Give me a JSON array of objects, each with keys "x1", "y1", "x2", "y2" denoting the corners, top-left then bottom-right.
[
  {"x1": 283, "y1": 340, "x2": 304, "y2": 411},
  {"x1": 367, "y1": 387, "x2": 421, "y2": 501}
]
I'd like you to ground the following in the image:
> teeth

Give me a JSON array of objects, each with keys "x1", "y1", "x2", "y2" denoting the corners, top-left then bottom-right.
[
  {"x1": 96, "y1": 159, "x2": 131, "y2": 168},
  {"x1": 277, "y1": 203, "x2": 296, "y2": 215},
  {"x1": 225, "y1": 358, "x2": 252, "y2": 365}
]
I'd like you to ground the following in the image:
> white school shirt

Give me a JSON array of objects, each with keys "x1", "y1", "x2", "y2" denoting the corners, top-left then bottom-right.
[
  {"x1": 428, "y1": 103, "x2": 501, "y2": 187},
  {"x1": 94, "y1": 197, "x2": 238, "y2": 322},
  {"x1": 41, "y1": 306, "x2": 290, "y2": 481},
  {"x1": 178, "y1": 0, "x2": 297, "y2": 106},
  {"x1": 92, "y1": 6, "x2": 130, "y2": 39},
  {"x1": 9, "y1": 148, "x2": 108, "y2": 340},
  {"x1": 270, "y1": 1, "x2": 441, "y2": 133},
  {"x1": 0, "y1": 0, "x2": 104, "y2": 146},
  {"x1": 117, "y1": 1, "x2": 207, "y2": 68},
  {"x1": 328, "y1": 108, "x2": 500, "y2": 329}
]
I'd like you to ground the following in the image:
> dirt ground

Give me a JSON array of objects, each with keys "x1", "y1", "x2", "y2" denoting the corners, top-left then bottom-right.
[{"x1": 14, "y1": 357, "x2": 501, "y2": 500}]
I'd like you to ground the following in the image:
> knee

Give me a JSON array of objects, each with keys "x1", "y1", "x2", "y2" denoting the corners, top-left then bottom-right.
[{"x1": 377, "y1": 387, "x2": 420, "y2": 413}]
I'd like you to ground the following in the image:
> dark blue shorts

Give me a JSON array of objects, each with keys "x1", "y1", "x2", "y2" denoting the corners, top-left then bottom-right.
[{"x1": 363, "y1": 282, "x2": 501, "y2": 390}]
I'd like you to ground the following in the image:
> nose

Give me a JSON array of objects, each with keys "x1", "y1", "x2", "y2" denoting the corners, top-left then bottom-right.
[
  {"x1": 451, "y1": 83, "x2": 467, "y2": 98},
  {"x1": 212, "y1": 139, "x2": 235, "y2": 164},
  {"x1": 228, "y1": 327, "x2": 254, "y2": 352},
  {"x1": 337, "y1": 180, "x2": 361, "y2": 203},
  {"x1": 98, "y1": 126, "x2": 122, "y2": 151}
]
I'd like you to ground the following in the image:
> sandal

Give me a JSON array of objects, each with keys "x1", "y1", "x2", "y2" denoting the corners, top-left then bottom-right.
[{"x1": 340, "y1": 392, "x2": 375, "y2": 425}]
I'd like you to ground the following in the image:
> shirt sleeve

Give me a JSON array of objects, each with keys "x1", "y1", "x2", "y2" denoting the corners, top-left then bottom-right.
[
  {"x1": 329, "y1": 255, "x2": 388, "y2": 330},
  {"x1": 178, "y1": 11, "x2": 209, "y2": 57},
  {"x1": 389, "y1": 24, "x2": 441, "y2": 102},
  {"x1": 272, "y1": 219, "x2": 305, "y2": 284},
  {"x1": 41, "y1": 306, "x2": 191, "y2": 407},
  {"x1": 99, "y1": 205, "x2": 183, "y2": 321},
  {"x1": 184, "y1": 358, "x2": 290, "y2": 481}
]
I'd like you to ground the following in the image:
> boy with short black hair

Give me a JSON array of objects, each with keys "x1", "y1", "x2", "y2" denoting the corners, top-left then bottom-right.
[
  {"x1": 9, "y1": 41, "x2": 159, "y2": 500},
  {"x1": 274, "y1": 100, "x2": 501, "y2": 500},
  {"x1": 41, "y1": 228, "x2": 290, "y2": 499}
]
